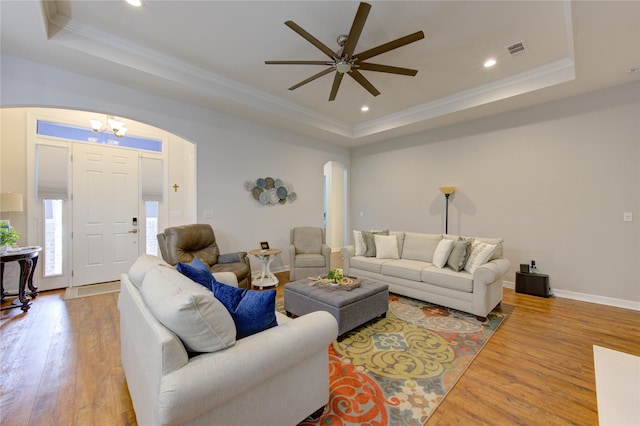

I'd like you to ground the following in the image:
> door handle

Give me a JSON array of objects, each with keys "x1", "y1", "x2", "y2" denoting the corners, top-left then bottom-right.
[{"x1": 128, "y1": 229, "x2": 138, "y2": 234}]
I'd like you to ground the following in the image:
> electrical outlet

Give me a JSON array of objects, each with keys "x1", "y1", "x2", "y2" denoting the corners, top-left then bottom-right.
[
  {"x1": 623, "y1": 212, "x2": 632, "y2": 222},
  {"x1": 203, "y1": 210, "x2": 214, "y2": 219}
]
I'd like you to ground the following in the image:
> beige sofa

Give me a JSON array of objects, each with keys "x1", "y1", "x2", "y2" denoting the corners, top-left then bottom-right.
[
  {"x1": 119, "y1": 255, "x2": 338, "y2": 425},
  {"x1": 341, "y1": 232, "x2": 510, "y2": 320}
]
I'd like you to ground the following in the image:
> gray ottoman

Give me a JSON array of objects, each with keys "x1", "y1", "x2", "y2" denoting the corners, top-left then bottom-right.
[{"x1": 284, "y1": 278, "x2": 389, "y2": 336}]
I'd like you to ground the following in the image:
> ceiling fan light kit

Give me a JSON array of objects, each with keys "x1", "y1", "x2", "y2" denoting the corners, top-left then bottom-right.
[{"x1": 265, "y1": 2, "x2": 424, "y2": 101}]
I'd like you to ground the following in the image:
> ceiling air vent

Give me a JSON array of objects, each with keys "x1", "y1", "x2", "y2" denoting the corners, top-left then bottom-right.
[{"x1": 506, "y1": 41, "x2": 527, "y2": 56}]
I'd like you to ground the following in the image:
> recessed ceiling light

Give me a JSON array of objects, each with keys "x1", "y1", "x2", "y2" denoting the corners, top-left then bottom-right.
[
  {"x1": 126, "y1": 0, "x2": 142, "y2": 7},
  {"x1": 484, "y1": 58, "x2": 497, "y2": 68},
  {"x1": 361, "y1": 106, "x2": 369, "y2": 112}
]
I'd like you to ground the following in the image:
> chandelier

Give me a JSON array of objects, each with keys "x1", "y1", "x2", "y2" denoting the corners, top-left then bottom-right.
[{"x1": 89, "y1": 115, "x2": 128, "y2": 138}]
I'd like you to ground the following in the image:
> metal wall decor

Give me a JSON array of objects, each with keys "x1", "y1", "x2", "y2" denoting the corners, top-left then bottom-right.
[{"x1": 244, "y1": 177, "x2": 297, "y2": 205}]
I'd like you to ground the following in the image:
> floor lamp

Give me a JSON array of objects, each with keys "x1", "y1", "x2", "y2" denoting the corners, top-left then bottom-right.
[{"x1": 439, "y1": 186, "x2": 456, "y2": 234}]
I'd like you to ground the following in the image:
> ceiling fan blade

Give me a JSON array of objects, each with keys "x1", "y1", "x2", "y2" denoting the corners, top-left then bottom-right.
[
  {"x1": 265, "y1": 60, "x2": 333, "y2": 65},
  {"x1": 342, "y1": 2, "x2": 371, "y2": 58},
  {"x1": 329, "y1": 72, "x2": 344, "y2": 101},
  {"x1": 285, "y1": 20, "x2": 337, "y2": 59},
  {"x1": 355, "y1": 31, "x2": 425, "y2": 62},
  {"x1": 357, "y1": 62, "x2": 418, "y2": 76},
  {"x1": 348, "y1": 69, "x2": 381, "y2": 97},
  {"x1": 288, "y1": 67, "x2": 335, "y2": 91}
]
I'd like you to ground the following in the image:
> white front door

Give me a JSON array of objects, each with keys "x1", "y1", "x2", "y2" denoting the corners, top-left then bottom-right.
[{"x1": 72, "y1": 144, "x2": 139, "y2": 286}]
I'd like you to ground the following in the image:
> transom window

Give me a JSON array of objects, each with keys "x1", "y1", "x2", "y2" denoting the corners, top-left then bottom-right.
[{"x1": 37, "y1": 120, "x2": 162, "y2": 152}]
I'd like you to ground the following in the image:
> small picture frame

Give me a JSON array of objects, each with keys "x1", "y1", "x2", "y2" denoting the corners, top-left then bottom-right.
[{"x1": 259, "y1": 241, "x2": 270, "y2": 250}]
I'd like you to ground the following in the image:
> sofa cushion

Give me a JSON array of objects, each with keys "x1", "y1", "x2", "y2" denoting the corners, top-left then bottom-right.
[
  {"x1": 421, "y1": 266, "x2": 473, "y2": 293},
  {"x1": 292, "y1": 227, "x2": 323, "y2": 254},
  {"x1": 463, "y1": 241, "x2": 497, "y2": 274},
  {"x1": 401, "y1": 232, "x2": 442, "y2": 263},
  {"x1": 375, "y1": 234, "x2": 400, "y2": 259},
  {"x1": 432, "y1": 239, "x2": 454, "y2": 268},
  {"x1": 212, "y1": 282, "x2": 278, "y2": 339},
  {"x1": 353, "y1": 230, "x2": 366, "y2": 256},
  {"x1": 362, "y1": 230, "x2": 389, "y2": 257},
  {"x1": 141, "y1": 265, "x2": 236, "y2": 353},
  {"x1": 176, "y1": 257, "x2": 214, "y2": 290},
  {"x1": 350, "y1": 256, "x2": 389, "y2": 274},
  {"x1": 294, "y1": 253, "x2": 327, "y2": 268},
  {"x1": 128, "y1": 254, "x2": 170, "y2": 290},
  {"x1": 446, "y1": 239, "x2": 471, "y2": 272},
  {"x1": 381, "y1": 259, "x2": 429, "y2": 281}
]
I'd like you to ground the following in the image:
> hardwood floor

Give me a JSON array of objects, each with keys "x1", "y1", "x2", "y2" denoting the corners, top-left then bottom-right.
[{"x1": 1, "y1": 255, "x2": 638, "y2": 425}]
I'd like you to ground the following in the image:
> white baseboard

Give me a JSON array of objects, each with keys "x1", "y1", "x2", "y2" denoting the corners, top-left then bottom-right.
[{"x1": 502, "y1": 280, "x2": 640, "y2": 311}]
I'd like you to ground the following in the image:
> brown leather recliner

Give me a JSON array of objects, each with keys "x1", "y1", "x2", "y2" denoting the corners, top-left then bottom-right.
[{"x1": 157, "y1": 224, "x2": 251, "y2": 289}]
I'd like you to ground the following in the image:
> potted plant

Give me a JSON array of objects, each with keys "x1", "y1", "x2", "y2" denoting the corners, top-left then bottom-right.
[
  {"x1": 327, "y1": 268, "x2": 344, "y2": 285},
  {"x1": 0, "y1": 221, "x2": 21, "y2": 253}
]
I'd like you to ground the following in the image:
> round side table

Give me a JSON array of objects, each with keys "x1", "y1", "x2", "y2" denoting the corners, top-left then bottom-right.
[{"x1": 249, "y1": 248, "x2": 282, "y2": 290}]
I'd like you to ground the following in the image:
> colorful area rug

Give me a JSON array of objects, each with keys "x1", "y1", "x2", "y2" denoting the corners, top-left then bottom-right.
[{"x1": 295, "y1": 294, "x2": 505, "y2": 426}]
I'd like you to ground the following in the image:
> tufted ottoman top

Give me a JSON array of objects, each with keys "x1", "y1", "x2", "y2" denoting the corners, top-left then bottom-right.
[{"x1": 284, "y1": 278, "x2": 388, "y2": 308}]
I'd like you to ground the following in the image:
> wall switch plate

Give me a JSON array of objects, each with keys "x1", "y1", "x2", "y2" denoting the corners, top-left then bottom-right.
[
  {"x1": 360, "y1": 211, "x2": 364, "y2": 217},
  {"x1": 623, "y1": 212, "x2": 632, "y2": 222}
]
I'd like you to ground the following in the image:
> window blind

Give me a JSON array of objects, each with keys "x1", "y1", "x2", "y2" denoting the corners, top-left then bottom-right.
[
  {"x1": 141, "y1": 157, "x2": 163, "y2": 201},
  {"x1": 36, "y1": 144, "x2": 69, "y2": 200}
]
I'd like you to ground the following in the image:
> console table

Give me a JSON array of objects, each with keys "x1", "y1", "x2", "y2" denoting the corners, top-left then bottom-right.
[
  {"x1": 1, "y1": 246, "x2": 42, "y2": 312},
  {"x1": 249, "y1": 248, "x2": 281, "y2": 290}
]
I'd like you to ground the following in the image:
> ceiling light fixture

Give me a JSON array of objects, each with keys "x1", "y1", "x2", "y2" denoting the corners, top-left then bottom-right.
[
  {"x1": 89, "y1": 115, "x2": 128, "y2": 138},
  {"x1": 361, "y1": 106, "x2": 369, "y2": 112},
  {"x1": 126, "y1": 0, "x2": 142, "y2": 7},
  {"x1": 484, "y1": 58, "x2": 497, "y2": 68}
]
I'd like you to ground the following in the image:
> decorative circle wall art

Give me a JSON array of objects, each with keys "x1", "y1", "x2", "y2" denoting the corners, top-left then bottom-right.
[{"x1": 245, "y1": 177, "x2": 297, "y2": 205}]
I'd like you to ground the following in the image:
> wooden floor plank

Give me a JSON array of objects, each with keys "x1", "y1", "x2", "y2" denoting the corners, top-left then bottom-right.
[{"x1": 1, "y1": 254, "x2": 638, "y2": 425}]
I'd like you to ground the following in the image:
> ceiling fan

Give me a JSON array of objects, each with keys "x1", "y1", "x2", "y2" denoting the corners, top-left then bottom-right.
[{"x1": 265, "y1": 2, "x2": 424, "y2": 101}]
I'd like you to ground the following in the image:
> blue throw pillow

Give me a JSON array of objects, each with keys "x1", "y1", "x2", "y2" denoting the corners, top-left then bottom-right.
[
  {"x1": 176, "y1": 257, "x2": 214, "y2": 290},
  {"x1": 212, "y1": 282, "x2": 278, "y2": 339}
]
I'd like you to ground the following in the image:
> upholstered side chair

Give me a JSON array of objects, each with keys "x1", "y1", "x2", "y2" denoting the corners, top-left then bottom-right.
[
  {"x1": 289, "y1": 226, "x2": 331, "y2": 281},
  {"x1": 157, "y1": 224, "x2": 251, "y2": 289}
]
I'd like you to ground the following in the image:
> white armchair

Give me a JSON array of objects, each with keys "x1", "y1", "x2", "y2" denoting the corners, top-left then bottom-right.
[{"x1": 289, "y1": 227, "x2": 332, "y2": 281}]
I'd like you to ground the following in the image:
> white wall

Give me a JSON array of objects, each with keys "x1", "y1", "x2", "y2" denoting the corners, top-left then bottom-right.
[
  {"x1": 3, "y1": 54, "x2": 638, "y2": 305},
  {"x1": 0, "y1": 54, "x2": 350, "y2": 275},
  {"x1": 350, "y1": 81, "x2": 640, "y2": 304}
]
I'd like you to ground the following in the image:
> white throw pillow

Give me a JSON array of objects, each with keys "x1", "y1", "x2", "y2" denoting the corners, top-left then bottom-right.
[
  {"x1": 375, "y1": 234, "x2": 400, "y2": 259},
  {"x1": 432, "y1": 239, "x2": 454, "y2": 268},
  {"x1": 353, "y1": 230, "x2": 366, "y2": 256},
  {"x1": 141, "y1": 264, "x2": 236, "y2": 353},
  {"x1": 463, "y1": 241, "x2": 497, "y2": 274}
]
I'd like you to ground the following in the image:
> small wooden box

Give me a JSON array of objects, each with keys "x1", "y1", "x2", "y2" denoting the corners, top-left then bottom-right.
[{"x1": 515, "y1": 272, "x2": 550, "y2": 297}]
